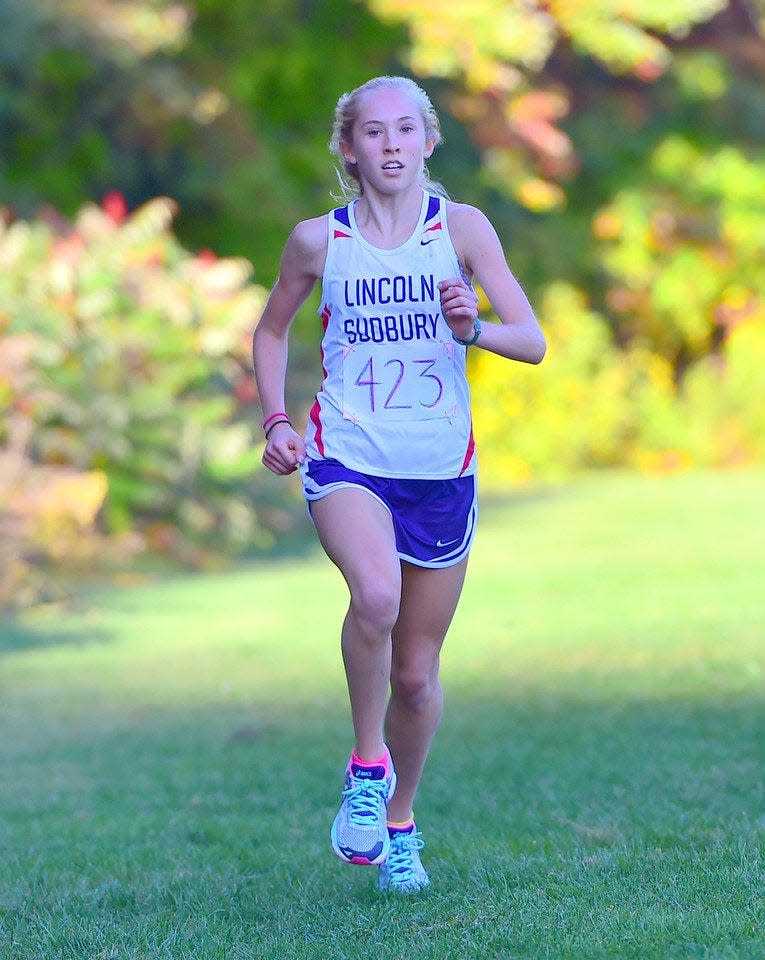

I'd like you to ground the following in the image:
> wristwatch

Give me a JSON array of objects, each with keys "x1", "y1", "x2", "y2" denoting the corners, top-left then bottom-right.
[{"x1": 452, "y1": 317, "x2": 482, "y2": 347}]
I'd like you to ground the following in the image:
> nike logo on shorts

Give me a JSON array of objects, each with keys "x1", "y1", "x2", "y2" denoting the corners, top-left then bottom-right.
[{"x1": 436, "y1": 537, "x2": 460, "y2": 547}]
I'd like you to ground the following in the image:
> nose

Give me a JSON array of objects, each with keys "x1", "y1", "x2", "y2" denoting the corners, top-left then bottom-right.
[{"x1": 384, "y1": 130, "x2": 400, "y2": 152}]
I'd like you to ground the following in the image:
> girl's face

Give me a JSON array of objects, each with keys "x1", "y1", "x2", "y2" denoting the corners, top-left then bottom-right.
[{"x1": 341, "y1": 87, "x2": 435, "y2": 194}]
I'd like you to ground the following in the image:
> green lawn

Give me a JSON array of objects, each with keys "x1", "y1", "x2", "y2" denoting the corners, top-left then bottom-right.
[{"x1": 1, "y1": 469, "x2": 763, "y2": 960}]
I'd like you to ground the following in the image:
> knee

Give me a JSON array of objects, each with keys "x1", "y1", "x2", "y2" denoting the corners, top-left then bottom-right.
[
  {"x1": 350, "y1": 582, "x2": 400, "y2": 637},
  {"x1": 390, "y1": 663, "x2": 441, "y2": 713}
]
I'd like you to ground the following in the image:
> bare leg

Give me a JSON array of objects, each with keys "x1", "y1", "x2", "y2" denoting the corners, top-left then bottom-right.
[
  {"x1": 384, "y1": 557, "x2": 468, "y2": 822},
  {"x1": 310, "y1": 488, "x2": 401, "y2": 761}
]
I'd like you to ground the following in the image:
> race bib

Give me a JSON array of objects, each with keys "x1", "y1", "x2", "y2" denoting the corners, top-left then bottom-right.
[{"x1": 341, "y1": 339, "x2": 458, "y2": 424}]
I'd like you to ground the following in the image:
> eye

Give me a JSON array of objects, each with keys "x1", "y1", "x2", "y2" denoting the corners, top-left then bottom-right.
[{"x1": 401, "y1": 124, "x2": 415, "y2": 133}]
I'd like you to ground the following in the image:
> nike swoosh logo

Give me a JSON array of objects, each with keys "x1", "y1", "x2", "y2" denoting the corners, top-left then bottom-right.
[
  {"x1": 436, "y1": 537, "x2": 460, "y2": 547},
  {"x1": 420, "y1": 236, "x2": 438, "y2": 246}
]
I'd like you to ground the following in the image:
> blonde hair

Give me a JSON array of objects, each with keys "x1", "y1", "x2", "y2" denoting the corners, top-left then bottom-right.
[{"x1": 329, "y1": 75, "x2": 449, "y2": 200}]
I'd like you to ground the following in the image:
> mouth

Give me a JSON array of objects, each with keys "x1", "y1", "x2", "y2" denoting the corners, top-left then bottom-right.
[{"x1": 382, "y1": 161, "x2": 404, "y2": 170}]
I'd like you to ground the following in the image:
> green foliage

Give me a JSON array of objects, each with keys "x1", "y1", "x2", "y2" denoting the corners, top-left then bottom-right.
[
  {"x1": 0, "y1": 1, "x2": 196, "y2": 213},
  {"x1": 0, "y1": 196, "x2": 276, "y2": 608},
  {"x1": 0, "y1": 0, "x2": 406, "y2": 280},
  {"x1": 591, "y1": 133, "x2": 765, "y2": 363}
]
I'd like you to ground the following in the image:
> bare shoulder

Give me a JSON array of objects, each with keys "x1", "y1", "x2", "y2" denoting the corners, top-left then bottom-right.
[
  {"x1": 446, "y1": 202, "x2": 498, "y2": 240},
  {"x1": 445, "y1": 202, "x2": 503, "y2": 269},
  {"x1": 290, "y1": 214, "x2": 328, "y2": 253},
  {"x1": 282, "y1": 214, "x2": 328, "y2": 281}
]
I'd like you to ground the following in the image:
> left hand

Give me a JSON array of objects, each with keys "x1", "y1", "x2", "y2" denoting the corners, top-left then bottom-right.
[{"x1": 438, "y1": 277, "x2": 479, "y2": 341}]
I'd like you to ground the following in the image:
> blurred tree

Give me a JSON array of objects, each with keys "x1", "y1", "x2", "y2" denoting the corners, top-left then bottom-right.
[
  {"x1": 0, "y1": 1, "x2": 199, "y2": 217},
  {"x1": 370, "y1": 0, "x2": 765, "y2": 375},
  {"x1": 366, "y1": 0, "x2": 742, "y2": 206},
  {"x1": 178, "y1": 0, "x2": 409, "y2": 277},
  {"x1": 0, "y1": 0, "x2": 407, "y2": 282}
]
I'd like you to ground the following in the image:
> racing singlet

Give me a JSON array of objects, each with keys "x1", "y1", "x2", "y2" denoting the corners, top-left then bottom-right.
[{"x1": 304, "y1": 192, "x2": 476, "y2": 479}]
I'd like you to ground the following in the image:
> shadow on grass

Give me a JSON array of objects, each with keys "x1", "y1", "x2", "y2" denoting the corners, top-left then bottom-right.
[
  {"x1": 0, "y1": 615, "x2": 114, "y2": 655},
  {"x1": 0, "y1": 519, "x2": 322, "y2": 657}
]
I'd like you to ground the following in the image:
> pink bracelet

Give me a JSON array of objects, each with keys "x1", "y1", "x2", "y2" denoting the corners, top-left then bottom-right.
[
  {"x1": 264, "y1": 418, "x2": 292, "y2": 440},
  {"x1": 262, "y1": 411, "x2": 289, "y2": 432}
]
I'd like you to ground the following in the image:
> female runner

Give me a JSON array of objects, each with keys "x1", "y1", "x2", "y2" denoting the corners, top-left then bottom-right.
[{"x1": 252, "y1": 75, "x2": 546, "y2": 893}]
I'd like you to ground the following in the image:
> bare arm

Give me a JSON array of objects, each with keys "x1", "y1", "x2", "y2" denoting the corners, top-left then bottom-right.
[
  {"x1": 439, "y1": 203, "x2": 546, "y2": 364},
  {"x1": 252, "y1": 216, "x2": 326, "y2": 474}
]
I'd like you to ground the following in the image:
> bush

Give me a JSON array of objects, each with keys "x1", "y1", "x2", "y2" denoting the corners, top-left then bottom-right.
[
  {"x1": 469, "y1": 281, "x2": 765, "y2": 488},
  {"x1": 0, "y1": 196, "x2": 273, "y2": 608},
  {"x1": 470, "y1": 283, "x2": 633, "y2": 485}
]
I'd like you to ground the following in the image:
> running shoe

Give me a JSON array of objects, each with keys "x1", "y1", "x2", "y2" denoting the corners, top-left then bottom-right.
[
  {"x1": 330, "y1": 750, "x2": 396, "y2": 866},
  {"x1": 377, "y1": 823, "x2": 430, "y2": 892}
]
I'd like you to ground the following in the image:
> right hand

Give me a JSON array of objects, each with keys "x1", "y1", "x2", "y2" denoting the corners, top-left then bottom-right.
[
  {"x1": 262, "y1": 421, "x2": 306, "y2": 475},
  {"x1": 438, "y1": 277, "x2": 479, "y2": 342}
]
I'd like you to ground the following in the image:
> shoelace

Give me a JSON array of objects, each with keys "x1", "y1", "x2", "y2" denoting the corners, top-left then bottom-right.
[
  {"x1": 386, "y1": 831, "x2": 425, "y2": 879},
  {"x1": 343, "y1": 777, "x2": 388, "y2": 824}
]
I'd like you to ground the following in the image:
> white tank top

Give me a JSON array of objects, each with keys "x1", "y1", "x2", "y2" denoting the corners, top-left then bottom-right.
[{"x1": 304, "y1": 191, "x2": 476, "y2": 479}]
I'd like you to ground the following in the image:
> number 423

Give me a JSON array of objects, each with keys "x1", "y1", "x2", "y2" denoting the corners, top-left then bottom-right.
[{"x1": 354, "y1": 356, "x2": 444, "y2": 413}]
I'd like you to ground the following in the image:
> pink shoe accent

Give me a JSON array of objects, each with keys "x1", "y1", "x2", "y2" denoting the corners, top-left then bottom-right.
[
  {"x1": 351, "y1": 747, "x2": 391, "y2": 776},
  {"x1": 387, "y1": 818, "x2": 415, "y2": 834}
]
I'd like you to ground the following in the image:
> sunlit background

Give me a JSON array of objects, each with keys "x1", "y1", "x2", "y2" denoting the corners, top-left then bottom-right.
[{"x1": 2, "y1": 0, "x2": 764, "y2": 608}]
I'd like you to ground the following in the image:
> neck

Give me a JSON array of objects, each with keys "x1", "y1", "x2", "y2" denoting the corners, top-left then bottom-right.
[{"x1": 354, "y1": 185, "x2": 424, "y2": 247}]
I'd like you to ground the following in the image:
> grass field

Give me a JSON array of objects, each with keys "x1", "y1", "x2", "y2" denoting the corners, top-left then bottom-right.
[{"x1": 1, "y1": 469, "x2": 763, "y2": 960}]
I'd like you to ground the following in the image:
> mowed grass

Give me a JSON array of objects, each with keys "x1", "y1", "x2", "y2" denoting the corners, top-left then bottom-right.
[{"x1": 1, "y1": 469, "x2": 763, "y2": 960}]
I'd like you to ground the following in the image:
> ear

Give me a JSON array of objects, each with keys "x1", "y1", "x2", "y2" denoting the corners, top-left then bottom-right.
[
  {"x1": 340, "y1": 140, "x2": 357, "y2": 165},
  {"x1": 424, "y1": 139, "x2": 436, "y2": 160}
]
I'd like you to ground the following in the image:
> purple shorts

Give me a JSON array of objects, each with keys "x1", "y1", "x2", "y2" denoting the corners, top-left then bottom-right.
[{"x1": 301, "y1": 457, "x2": 478, "y2": 569}]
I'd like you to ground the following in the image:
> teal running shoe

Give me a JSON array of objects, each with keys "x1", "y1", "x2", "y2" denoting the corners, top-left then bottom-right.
[
  {"x1": 378, "y1": 824, "x2": 430, "y2": 892},
  {"x1": 330, "y1": 751, "x2": 396, "y2": 866}
]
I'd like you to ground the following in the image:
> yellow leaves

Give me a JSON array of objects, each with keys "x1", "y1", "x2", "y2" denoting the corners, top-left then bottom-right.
[
  {"x1": 469, "y1": 268, "x2": 765, "y2": 488},
  {"x1": 680, "y1": 316, "x2": 765, "y2": 468},
  {"x1": 632, "y1": 448, "x2": 694, "y2": 475},
  {"x1": 1, "y1": 460, "x2": 109, "y2": 592},
  {"x1": 469, "y1": 283, "x2": 627, "y2": 484},
  {"x1": 592, "y1": 209, "x2": 623, "y2": 241},
  {"x1": 368, "y1": 0, "x2": 557, "y2": 78},
  {"x1": 191, "y1": 89, "x2": 230, "y2": 125},
  {"x1": 715, "y1": 285, "x2": 761, "y2": 333},
  {"x1": 674, "y1": 51, "x2": 729, "y2": 100},
  {"x1": 366, "y1": 0, "x2": 724, "y2": 86},
  {"x1": 516, "y1": 178, "x2": 566, "y2": 213},
  {"x1": 35, "y1": 470, "x2": 108, "y2": 532},
  {"x1": 59, "y1": 1, "x2": 192, "y2": 59}
]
